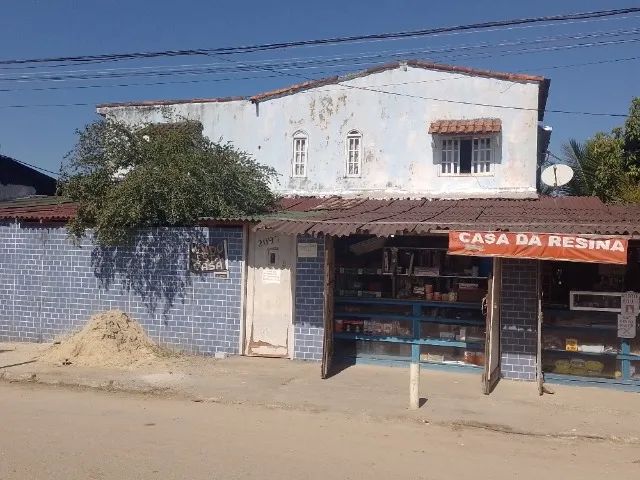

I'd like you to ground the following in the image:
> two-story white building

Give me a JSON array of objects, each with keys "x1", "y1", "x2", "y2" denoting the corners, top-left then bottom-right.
[
  {"x1": 98, "y1": 60, "x2": 550, "y2": 199},
  {"x1": 95, "y1": 60, "x2": 558, "y2": 392},
  {"x1": 95, "y1": 61, "x2": 640, "y2": 395}
]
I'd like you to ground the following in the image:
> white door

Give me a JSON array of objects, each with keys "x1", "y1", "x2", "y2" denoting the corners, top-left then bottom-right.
[{"x1": 245, "y1": 231, "x2": 295, "y2": 357}]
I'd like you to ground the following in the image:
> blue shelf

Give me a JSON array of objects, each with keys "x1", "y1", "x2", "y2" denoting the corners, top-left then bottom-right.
[
  {"x1": 334, "y1": 311, "x2": 484, "y2": 326},
  {"x1": 334, "y1": 296, "x2": 481, "y2": 310},
  {"x1": 334, "y1": 332, "x2": 484, "y2": 348},
  {"x1": 543, "y1": 349, "x2": 618, "y2": 357},
  {"x1": 334, "y1": 354, "x2": 483, "y2": 372},
  {"x1": 618, "y1": 353, "x2": 640, "y2": 361},
  {"x1": 543, "y1": 308, "x2": 616, "y2": 316},
  {"x1": 542, "y1": 324, "x2": 616, "y2": 332},
  {"x1": 544, "y1": 350, "x2": 640, "y2": 361}
]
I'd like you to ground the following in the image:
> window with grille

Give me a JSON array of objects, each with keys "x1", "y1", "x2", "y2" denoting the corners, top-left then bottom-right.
[
  {"x1": 346, "y1": 130, "x2": 362, "y2": 177},
  {"x1": 440, "y1": 136, "x2": 492, "y2": 175},
  {"x1": 292, "y1": 131, "x2": 308, "y2": 177},
  {"x1": 472, "y1": 137, "x2": 491, "y2": 173}
]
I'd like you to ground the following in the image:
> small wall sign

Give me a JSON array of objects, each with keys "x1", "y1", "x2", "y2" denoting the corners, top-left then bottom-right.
[
  {"x1": 618, "y1": 291, "x2": 639, "y2": 338},
  {"x1": 618, "y1": 314, "x2": 637, "y2": 339},
  {"x1": 262, "y1": 268, "x2": 281, "y2": 284},
  {"x1": 190, "y1": 240, "x2": 228, "y2": 276},
  {"x1": 298, "y1": 242, "x2": 318, "y2": 258}
]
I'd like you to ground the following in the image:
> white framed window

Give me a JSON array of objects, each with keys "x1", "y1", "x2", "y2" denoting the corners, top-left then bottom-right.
[
  {"x1": 472, "y1": 137, "x2": 492, "y2": 173},
  {"x1": 292, "y1": 131, "x2": 308, "y2": 177},
  {"x1": 441, "y1": 138, "x2": 460, "y2": 174},
  {"x1": 439, "y1": 136, "x2": 494, "y2": 175},
  {"x1": 346, "y1": 130, "x2": 362, "y2": 177}
]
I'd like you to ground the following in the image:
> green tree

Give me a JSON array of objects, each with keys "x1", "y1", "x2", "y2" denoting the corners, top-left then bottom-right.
[
  {"x1": 58, "y1": 119, "x2": 278, "y2": 245},
  {"x1": 562, "y1": 97, "x2": 640, "y2": 203}
]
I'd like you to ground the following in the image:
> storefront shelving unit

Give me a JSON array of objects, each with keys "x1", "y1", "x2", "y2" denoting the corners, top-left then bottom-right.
[
  {"x1": 332, "y1": 242, "x2": 490, "y2": 370},
  {"x1": 333, "y1": 295, "x2": 487, "y2": 369},
  {"x1": 542, "y1": 298, "x2": 640, "y2": 388}
]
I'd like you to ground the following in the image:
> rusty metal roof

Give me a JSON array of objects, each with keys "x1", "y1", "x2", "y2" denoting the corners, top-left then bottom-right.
[
  {"x1": 0, "y1": 196, "x2": 77, "y2": 222},
  {"x1": 258, "y1": 196, "x2": 640, "y2": 237},
  {"x1": 7, "y1": 195, "x2": 636, "y2": 238},
  {"x1": 96, "y1": 60, "x2": 549, "y2": 120},
  {"x1": 429, "y1": 118, "x2": 502, "y2": 135}
]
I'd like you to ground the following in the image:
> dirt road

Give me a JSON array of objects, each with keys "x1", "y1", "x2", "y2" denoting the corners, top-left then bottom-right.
[{"x1": 1, "y1": 383, "x2": 638, "y2": 480}]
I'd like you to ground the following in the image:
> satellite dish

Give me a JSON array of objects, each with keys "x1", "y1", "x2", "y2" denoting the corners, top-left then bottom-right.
[{"x1": 541, "y1": 164, "x2": 574, "y2": 188}]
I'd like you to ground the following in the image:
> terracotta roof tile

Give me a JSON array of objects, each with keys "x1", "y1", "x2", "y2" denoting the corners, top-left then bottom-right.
[
  {"x1": 0, "y1": 196, "x2": 77, "y2": 222},
  {"x1": 429, "y1": 118, "x2": 502, "y2": 135}
]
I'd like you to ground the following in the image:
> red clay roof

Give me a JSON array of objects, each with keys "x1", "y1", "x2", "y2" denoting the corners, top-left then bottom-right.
[
  {"x1": 0, "y1": 196, "x2": 77, "y2": 222},
  {"x1": 429, "y1": 118, "x2": 501, "y2": 135},
  {"x1": 260, "y1": 196, "x2": 640, "y2": 237},
  {"x1": 96, "y1": 60, "x2": 549, "y2": 115}
]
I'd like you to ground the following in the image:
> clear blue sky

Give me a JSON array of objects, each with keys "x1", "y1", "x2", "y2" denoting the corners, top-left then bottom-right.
[{"x1": 0, "y1": 0, "x2": 638, "y2": 174}]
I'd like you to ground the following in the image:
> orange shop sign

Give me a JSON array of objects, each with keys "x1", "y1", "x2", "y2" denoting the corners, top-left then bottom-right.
[{"x1": 448, "y1": 231, "x2": 628, "y2": 265}]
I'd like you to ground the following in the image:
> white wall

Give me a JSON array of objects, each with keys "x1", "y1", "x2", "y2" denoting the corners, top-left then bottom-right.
[{"x1": 99, "y1": 65, "x2": 541, "y2": 199}]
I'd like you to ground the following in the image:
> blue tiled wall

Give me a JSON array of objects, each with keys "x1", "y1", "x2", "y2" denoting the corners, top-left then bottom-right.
[
  {"x1": 293, "y1": 235, "x2": 325, "y2": 361},
  {"x1": 500, "y1": 259, "x2": 538, "y2": 381},
  {"x1": 0, "y1": 222, "x2": 243, "y2": 355}
]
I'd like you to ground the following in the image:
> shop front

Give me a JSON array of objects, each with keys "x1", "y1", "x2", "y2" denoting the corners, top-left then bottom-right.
[
  {"x1": 540, "y1": 252, "x2": 640, "y2": 387},
  {"x1": 331, "y1": 234, "x2": 493, "y2": 374},
  {"x1": 449, "y1": 229, "x2": 640, "y2": 390},
  {"x1": 258, "y1": 196, "x2": 640, "y2": 392}
]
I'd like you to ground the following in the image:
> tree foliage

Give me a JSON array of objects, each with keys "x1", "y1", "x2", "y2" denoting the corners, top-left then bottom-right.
[
  {"x1": 58, "y1": 119, "x2": 278, "y2": 245},
  {"x1": 562, "y1": 97, "x2": 640, "y2": 203}
]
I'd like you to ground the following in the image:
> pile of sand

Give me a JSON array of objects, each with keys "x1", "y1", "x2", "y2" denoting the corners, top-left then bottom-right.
[{"x1": 41, "y1": 310, "x2": 166, "y2": 369}]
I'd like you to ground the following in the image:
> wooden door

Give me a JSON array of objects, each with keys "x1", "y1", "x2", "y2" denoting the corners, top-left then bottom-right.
[
  {"x1": 321, "y1": 237, "x2": 335, "y2": 378},
  {"x1": 483, "y1": 258, "x2": 502, "y2": 394},
  {"x1": 536, "y1": 261, "x2": 544, "y2": 395}
]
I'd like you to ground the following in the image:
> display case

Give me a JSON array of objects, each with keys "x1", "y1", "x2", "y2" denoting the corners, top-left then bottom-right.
[
  {"x1": 333, "y1": 240, "x2": 490, "y2": 370},
  {"x1": 542, "y1": 261, "x2": 640, "y2": 386},
  {"x1": 570, "y1": 291, "x2": 622, "y2": 312}
]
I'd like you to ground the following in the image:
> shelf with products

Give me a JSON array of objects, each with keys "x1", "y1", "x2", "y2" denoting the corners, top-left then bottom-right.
[
  {"x1": 335, "y1": 296, "x2": 482, "y2": 310},
  {"x1": 542, "y1": 350, "x2": 622, "y2": 379},
  {"x1": 332, "y1": 236, "x2": 489, "y2": 371},
  {"x1": 333, "y1": 340, "x2": 485, "y2": 369},
  {"x1": 333, "y1": 297, "x2": 486, "y2": 369},
  {"x1": 541, "y1": 259, "x2": 640, "y2": 385},
  {"x1": 334, "y1": 332, "x2": 484, "y2": 349}
]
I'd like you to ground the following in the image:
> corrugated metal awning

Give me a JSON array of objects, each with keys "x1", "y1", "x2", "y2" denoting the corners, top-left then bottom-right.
[{"x1": 256, "y1": 196, "x2": 640, "y2": 237}]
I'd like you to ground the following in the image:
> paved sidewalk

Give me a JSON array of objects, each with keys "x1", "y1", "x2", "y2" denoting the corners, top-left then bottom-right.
[{"x1": 1, "y1": 342, "x2": 638, "y2": 442}]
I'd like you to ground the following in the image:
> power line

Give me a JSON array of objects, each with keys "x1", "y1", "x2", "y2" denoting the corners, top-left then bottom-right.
[
  {"x1": 3, "y1": 25, "x2": 638, "y2": 82},
  {"x1": 2, "y1": 54, "x2": 638, "y2": 95},
  {"x1": 0, "y1": 7, "x2": 638, "y2": 67},
  {"x1": 11, "y1": 157, "x2": 60, "y2": 177},
  {"x1": 206, "y1": 46, "x2": 631, "y2": 118},
  {"x1": 3, "y1": 12, "x2": 638, "y2": 73},
  {"x1": 0, "y1": 60, "x2": 631, "y2": 117}
]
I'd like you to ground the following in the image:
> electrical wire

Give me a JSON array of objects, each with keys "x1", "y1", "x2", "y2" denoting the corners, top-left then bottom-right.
[
  {"x1": 3, "y1": 54, "x2": 638, "y2": 95},
  {"x1": 0, "y1": 7, "x2": 638, "y2": 67},
  {"x1": 9, "y1": 157, "x2": 60, "y2": 177},
  {"x1": 2, "y1": 26, "x2": 639, "y2": 84}
]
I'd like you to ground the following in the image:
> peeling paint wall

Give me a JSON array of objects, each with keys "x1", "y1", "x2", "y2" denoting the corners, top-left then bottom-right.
[{"x1": 100, "y1": 66, "x2": 541, "y2": 199}]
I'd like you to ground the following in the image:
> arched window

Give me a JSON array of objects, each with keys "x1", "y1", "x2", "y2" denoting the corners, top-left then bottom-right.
[
  {"x1": 292, "y1": 131, "x2": 308, "y2": 177},
  {"x1": 346, "y1": 130, "x2": 362, "y2": 177}
]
